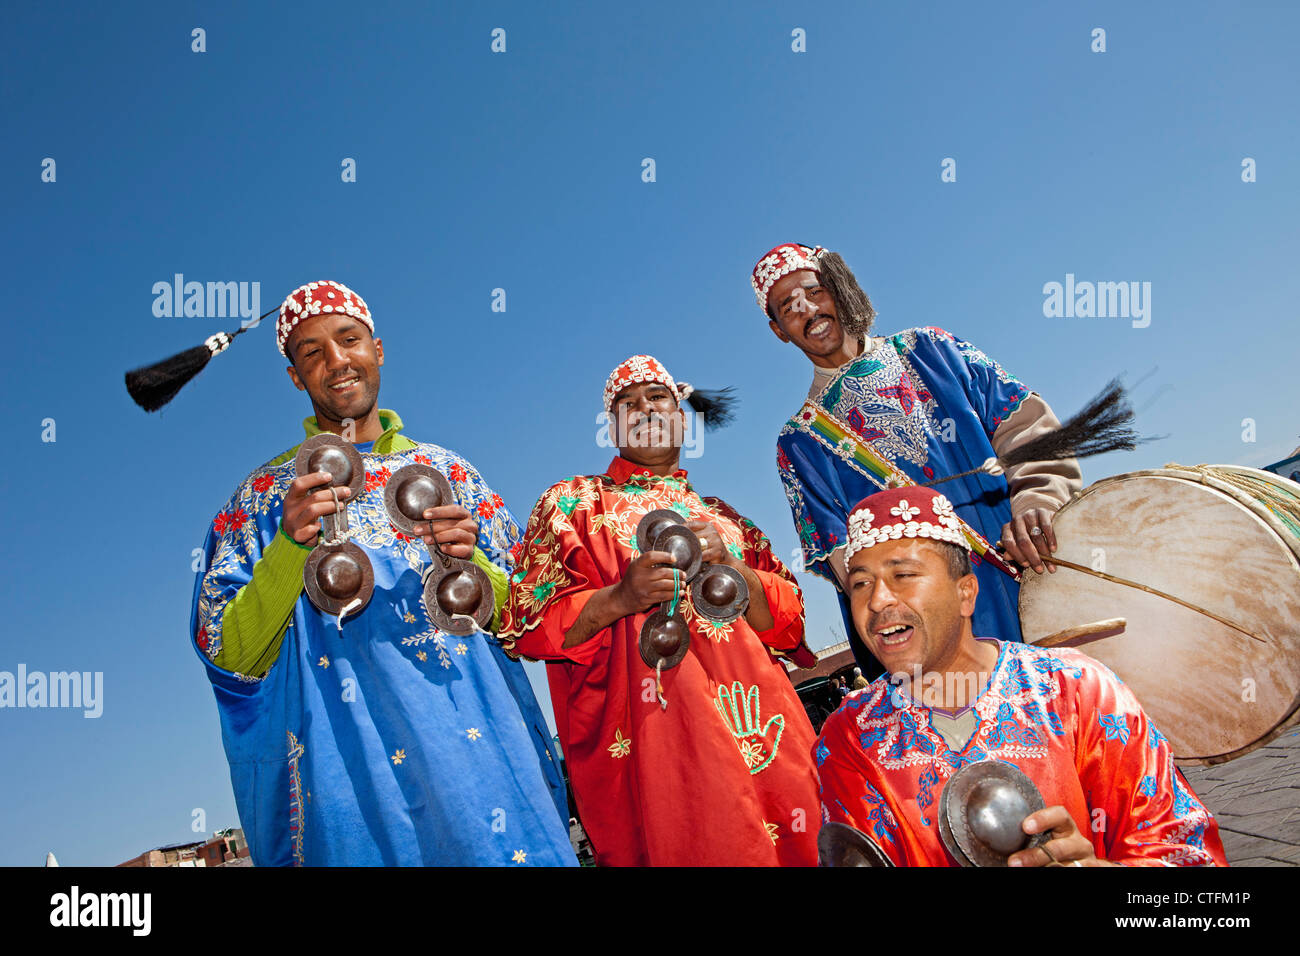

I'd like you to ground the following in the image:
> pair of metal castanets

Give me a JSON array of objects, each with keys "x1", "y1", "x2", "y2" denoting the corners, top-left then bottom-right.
[
  {"x1": 296, "y1": 434, "x2": 493, "y2": 635},
  {"x1": 633, "y1": 509, "x2": 750, "y2": 674},
  {"x1": 816, "y1": 761, "x2": 1049, "y2": 867}
]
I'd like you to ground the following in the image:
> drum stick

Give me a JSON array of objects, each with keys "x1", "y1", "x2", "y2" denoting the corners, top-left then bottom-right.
[
  {"x1": 1041, "y1": 557, "x2": 1267, "y2": 644},
  {"x1": 1034, "y1": 618, "x2": 1127, "y2": 649}
]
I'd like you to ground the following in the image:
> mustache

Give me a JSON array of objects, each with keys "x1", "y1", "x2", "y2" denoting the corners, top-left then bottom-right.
[
  {"x1": 804, "y1": 312, "x2": 836, "y2": 334},
  {"x1": 867, "y1": 612, "x2": 919, "y2": 634}
]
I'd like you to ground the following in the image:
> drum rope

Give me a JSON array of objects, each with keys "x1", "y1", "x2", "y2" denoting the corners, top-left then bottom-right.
[{"x1": 1042, "y1": 557, "x2": 1266, "y2": 644}]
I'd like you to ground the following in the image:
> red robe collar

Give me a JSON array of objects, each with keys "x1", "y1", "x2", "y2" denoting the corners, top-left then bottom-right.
[{"x1": 604, "y1": 455, "x2": 689, "y2": 485}]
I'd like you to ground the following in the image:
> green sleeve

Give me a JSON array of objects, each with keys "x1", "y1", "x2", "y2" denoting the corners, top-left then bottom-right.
[
  {"x1": 214, "y1": 525, "x2": 312, "y2": 678},
  {"x1": 470, "y1": 546, "x2": 509, "y2": 634}
]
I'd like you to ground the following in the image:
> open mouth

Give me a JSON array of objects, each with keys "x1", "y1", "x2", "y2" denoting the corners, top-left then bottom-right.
[
  {"x1": 628, "y1": 416, "x2": 671, "y2": 445},
  {"x1": 329, "y1": 376, "x2": 361, "y2": 393},
  {"x1": 804, "y1": 315, "x2": 835, "y2": 339},
  {"x1": 875, "y1": 623, "x2": 915, "y2": 647}
]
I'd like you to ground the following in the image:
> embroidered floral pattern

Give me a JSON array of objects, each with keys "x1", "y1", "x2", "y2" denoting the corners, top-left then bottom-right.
[
  {"x1": 812, "y1": 336, "x2": 943, "y2": 468},
  {"x1": 1099, "y1": 713, "x2": 1130, "y2": 745},
  {"x1": 608, "y1": 729, "x2": 631, "y2": 758}
]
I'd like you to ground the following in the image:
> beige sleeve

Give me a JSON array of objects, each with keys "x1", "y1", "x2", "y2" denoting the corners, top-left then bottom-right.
[{"x1": 991, "y1": 393, "x2": 1083, "y2": 516}]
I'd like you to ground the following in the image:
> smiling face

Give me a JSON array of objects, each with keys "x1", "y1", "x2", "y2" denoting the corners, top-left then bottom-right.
[
  {"x1": 285, "y1": 313, "x2": 384, "y2": 430},
  {"x1": 846, "y1": 537, "x2": 978, "y2": 679},
  {"x1": 766, "y1": 269, "x2": 848, "y2": 364},
  {"x1": 611, "y1": 380, "x2": 685, "y2": 470}
]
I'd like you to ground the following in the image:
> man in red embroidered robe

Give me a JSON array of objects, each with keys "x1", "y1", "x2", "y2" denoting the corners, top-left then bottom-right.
[
  {"x1": 499, "y1": 355, "x2": 821, "y2": 866},
  {"x1": 816, "y1": 486, "x2": 1227, "y2": 866}
]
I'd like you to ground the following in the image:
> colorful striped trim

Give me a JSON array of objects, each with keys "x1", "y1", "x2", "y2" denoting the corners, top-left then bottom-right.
[{"x1": 791, "y1": 402, "x2": 1021, "y2": 581}]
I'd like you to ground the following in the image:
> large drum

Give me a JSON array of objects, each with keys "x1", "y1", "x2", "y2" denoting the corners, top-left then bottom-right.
[{"x1": 1019, "y1": 465, "x2": 1300, "y2": 765}]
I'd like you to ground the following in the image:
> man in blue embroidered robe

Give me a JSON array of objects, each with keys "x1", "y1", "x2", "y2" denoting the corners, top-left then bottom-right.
[
  {"x1": 189, "y1": 280, "x2": 575, "y2": 866},
  {"x1": 752, "y1": 245, "x2": 1082, "y2": 676}
]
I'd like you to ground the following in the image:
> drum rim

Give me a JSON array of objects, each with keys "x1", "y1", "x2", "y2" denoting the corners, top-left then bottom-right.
[{"x1": 1082, "y1": 465, "x2": 1300, "y2": 568}]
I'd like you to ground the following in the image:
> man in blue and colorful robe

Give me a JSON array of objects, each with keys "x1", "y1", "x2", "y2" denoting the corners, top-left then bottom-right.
[
  {"x1": 754, "y1": 243, "x2": 1082, "y2": 675},
  {"x1": 189, "y1": 280, "x2": 576, "y2": 866}
]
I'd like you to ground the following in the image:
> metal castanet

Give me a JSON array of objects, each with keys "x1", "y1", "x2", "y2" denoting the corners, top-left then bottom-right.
[
  {"x1": 651, "y1": 524, "x2": 703, "y2": 582},
  {"x1": 817, "y1": 822, "x2": 895, "y2": 867},
  {"x1": 385, "y1": 462, "x2": 494, "y2": 636},
  {"x1": 304, "y1": 542, "x2": 375, "y2": 618},
  {"x1": 295, "y1": 434, "x2": 366, "y2": 544},
  {"x1": 938, "y1": 761, "x2": 1048, "y2": 867},
  {"x1": 691, "y1": 562, "x2": 749, "y2": 624},
  {"x1": 295, "y1": 434, "x2": 373, "y2": 621},
  {"x1": 383, "y1": 463, "x2": 453, "y2": 536},
  {"x1": 638, "y1": 606, "x2": 691, "y2": 670},
  {"x1": 632, "y1": 512, "x2": 699, "y2": 673},
  {"x1": 636, "y1": 509, "x2": 685, "y2": 555},
  {"x1": 422, "y1": 560, "x2": 494, "y2": 637}
]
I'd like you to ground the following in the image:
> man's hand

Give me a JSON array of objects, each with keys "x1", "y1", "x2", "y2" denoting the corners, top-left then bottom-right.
[
  {"x1": 561, "y1": 551, "x2": 681, "y2": 650},
  {"x1": 686, "y1": 519, "x2": 733, "y2": 567},
  {"x1": 412, "y1": 505, "x2": 478, "y2": 560},
  {"x1": 999, "y1": 506, "x2": 1059, "y2": 574},
  {"x1": 283, "y1": 471, "x2": 352, "y2": 545},
  {"x1": 612, "y1": 550, "x2": 682, "y2": 617},
  {"x1": 1008, "y1": 806, "x2": 1114, "y2": 867}
]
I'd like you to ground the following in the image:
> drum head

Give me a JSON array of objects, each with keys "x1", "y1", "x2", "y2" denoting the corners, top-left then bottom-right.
[
  {"x1": 304, "y1": 542, "x2": 374, "y2": 618},
  {"x1": 423, "y1": 562, "x2": 494, "y2": 637},
  {"x1": 817, "y1": 822, "x2": 894, "y2": 867},
  {"x1": 384, "y1": 464, "x2": 453, "y2": 536},
  {"x1": 1020, "y1": 468, "x2": 1300, "y2": 764},
  {"x1": 294, "y1": 433, "x2": 366, "y2": 501}
]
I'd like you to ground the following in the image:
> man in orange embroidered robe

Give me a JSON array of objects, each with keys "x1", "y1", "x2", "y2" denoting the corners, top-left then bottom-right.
[
  {"x1": 816, "y1": 486, "x2": 1227, "y2": 867},
  {"x1": 499, "y1": 355, "x2": 821, "y2": 866}
]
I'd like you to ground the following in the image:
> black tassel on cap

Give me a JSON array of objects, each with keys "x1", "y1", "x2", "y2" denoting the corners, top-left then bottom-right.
[
  {"x1": 124, "y1": 307, "x2": 277, "y2": 412},
  {"x1": 682, "y1": 386, "x2": 738, "y2": 429},
  {"x1": 923, "y1": 379, "x2": 1151, "y2": 486}
]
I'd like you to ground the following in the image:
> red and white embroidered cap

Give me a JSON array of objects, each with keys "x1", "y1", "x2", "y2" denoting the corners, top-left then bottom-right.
[
  {"x1": 277, "y1": 280, "x2": 374, "y2": 357},
  {"x1": 751, "y1": 243, "x2": 825, "y2": 311},
  {"x1": 602, "y1": 354, "x2": 693, "y2": 416},
  {"x1": 844, "y1": 487, "x2": 970, "y2": 563}
]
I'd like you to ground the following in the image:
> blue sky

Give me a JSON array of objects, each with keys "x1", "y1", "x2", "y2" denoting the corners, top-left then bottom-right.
[{"x1": 2, "y1": 2, "x2": 1297, "y2": 866}]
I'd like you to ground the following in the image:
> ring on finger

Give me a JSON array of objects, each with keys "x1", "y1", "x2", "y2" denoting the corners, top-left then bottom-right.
[{"x1": 1030, "y1": 526, "x2": 1043, "y2": 536}]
